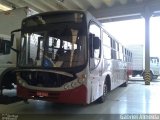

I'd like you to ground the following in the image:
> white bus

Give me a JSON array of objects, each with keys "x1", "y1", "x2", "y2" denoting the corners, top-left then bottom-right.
[{"x1": 11, "y1": 10, "x2": 132, "y2": 104}]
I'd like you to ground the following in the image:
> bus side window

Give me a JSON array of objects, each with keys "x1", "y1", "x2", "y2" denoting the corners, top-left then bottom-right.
[
  {"x1": 89, "y1": 22, "x2": 101, "y2": 70},
  {"x1": 89, "y1": 34, "x2": 101, "y2": 70}
]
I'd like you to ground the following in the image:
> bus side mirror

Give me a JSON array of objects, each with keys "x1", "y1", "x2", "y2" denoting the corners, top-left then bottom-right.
[
  {"x1": 0, "y1": 40, "x2": 11, "y2": 55},
  {"x1": 11, "y1": 29, "x2": 21, "y2": 46},
  {"x1": 93, "y1": 37, "x2": 100, "y2": 49}
]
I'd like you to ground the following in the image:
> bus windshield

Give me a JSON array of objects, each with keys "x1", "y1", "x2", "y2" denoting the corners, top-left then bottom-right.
[
  {"x1": 19, "y1": 22, "x2": 87, "y2": 68},
  {"x1": 150, "y1": 57, "x2": 159, "y2": 64}
]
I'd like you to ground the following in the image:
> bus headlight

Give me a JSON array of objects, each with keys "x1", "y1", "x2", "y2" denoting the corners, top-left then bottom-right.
[
  {"x1": 64, "y1": 81, "x2": 79, "y2": 90},
  {"x1": 64, "y1": 74, "x2": 86, "y2": 90},
  {"x1": 77, "y1": 78, "x2": 85, "y2": 84},
  {"x1": 64, "y1": 84, "x2": 70, "y2": 90},
  {"x1": 77, "y1": 74, "x2": 86, "y2": 84},
  {"x1": 71, "y1": 81, "x2": 78, "y2": 88}
]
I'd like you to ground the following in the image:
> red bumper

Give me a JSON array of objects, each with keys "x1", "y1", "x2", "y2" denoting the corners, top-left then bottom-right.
[{"x1": 17, "y1": 85, "x2": 87, "y2": 104}]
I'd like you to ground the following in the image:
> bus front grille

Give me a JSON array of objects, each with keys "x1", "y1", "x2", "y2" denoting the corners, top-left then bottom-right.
[{"x1": 20, "y1": 71, "x2": 75, "y2": 88}]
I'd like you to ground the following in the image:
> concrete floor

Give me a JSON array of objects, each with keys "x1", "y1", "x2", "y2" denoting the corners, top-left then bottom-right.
[{"x1": 1, "y1": 78, "x2": 160, "y2": 120}]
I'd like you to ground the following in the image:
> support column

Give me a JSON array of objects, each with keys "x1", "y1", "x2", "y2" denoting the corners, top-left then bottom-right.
[{"x1": 143, "y1": 7, "x2": 152, "y2": 85}]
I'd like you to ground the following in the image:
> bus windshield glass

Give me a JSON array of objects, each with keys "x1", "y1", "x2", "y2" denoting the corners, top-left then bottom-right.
[{"x1": 19, "y1": 14, "x2": 87, "y2": 68}]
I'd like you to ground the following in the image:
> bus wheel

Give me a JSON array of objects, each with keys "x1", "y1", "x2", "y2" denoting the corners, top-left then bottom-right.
[{"x1": 97, "y1": 82, "x2": 107, "y2": 103}]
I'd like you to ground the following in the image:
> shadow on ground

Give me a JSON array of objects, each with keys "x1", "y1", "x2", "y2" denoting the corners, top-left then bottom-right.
[{"x1": 0, "y1": 95, "x2": 22, "y2": 105}]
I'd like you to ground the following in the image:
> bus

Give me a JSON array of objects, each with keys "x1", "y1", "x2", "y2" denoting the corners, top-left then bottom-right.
[{"x1": 11, "y1": 10, "x2": 132, "y2": 104}]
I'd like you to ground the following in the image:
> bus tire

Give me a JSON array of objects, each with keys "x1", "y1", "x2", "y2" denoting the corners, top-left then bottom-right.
[{"x1": 96, "y1": 82, "x2": 108, "y2": 103}]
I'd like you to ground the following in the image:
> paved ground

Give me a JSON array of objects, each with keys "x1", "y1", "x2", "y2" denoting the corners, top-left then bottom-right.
[{"x1": 0, "y1": 78, "x2": 160, "y2": 120}]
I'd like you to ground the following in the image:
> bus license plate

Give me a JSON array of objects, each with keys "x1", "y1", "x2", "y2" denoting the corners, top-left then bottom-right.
[{"x1": 37, "y1": 92, "x2": 48, "y2": 97}]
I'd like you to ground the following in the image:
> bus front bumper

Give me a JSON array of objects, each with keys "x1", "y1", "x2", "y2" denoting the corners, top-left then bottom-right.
[{"x1": 17, "y1": 85, "x2": 87, "y2": 104}]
